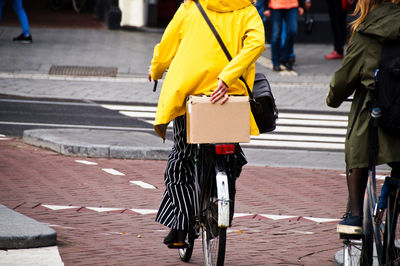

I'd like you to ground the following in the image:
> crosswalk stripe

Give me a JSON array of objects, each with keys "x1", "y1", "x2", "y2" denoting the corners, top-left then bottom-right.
[
  {"x1": 277, "y1": 118, "x2": 347, "y2": 127},
  {"x1": 101, "y1": 104, "x2": 157, "y2": 112},
  {"x1": 279, "y1": 112, "x2": 348, "y2": 121},
  {"x1": 101, "y1": 104, "x2": 348, "y2": 151},
  {"x1": 274, "y1": 125, "x2": 346, "y2": 135},
  {"x1": 246, "y1": 139, "x2": 344, "y2": 150},
  {"x1": 119, "y1": 111, "x2": 156, "y2": 118},
  {"x1": 252, "y1": 134, "x2": 344, "y2": 143}
]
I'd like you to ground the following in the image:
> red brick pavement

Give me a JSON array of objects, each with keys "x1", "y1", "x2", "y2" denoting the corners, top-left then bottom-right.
[{"x1": 0, "y1": 138, "x2": 369, "y2": 265}]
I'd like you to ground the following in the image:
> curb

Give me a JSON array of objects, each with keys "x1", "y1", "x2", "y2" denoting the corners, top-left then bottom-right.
[
  {"x1": 23, "y1": 129, "x2": 173, "y2": 160},
  {"x1": 0, "y1": 205, "x2": 56, "y2": 249}
]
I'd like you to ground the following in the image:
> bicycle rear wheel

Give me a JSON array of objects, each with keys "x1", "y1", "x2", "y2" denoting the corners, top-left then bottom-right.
[
  {"x1": 359, "y1": 168, "x2": 382, "y2": 265},
  {"x1": 202, "y1": 196, "x2": 227, "y2": 266},
  {"x1": 342, "y1": 238, "x2": 363, "y2": 266},
  {"x1": 360, "y1": 211, "x2": 374, "y2": 265},
  {"x1": 382, "y1": 188, "x2": 400, "y2": 264}
]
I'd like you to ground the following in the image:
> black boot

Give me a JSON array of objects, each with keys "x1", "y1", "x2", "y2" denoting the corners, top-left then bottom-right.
[
  {"x1": 163, "y1": 229, "x2": 178, "y2": 245},
  {"x1": 167, "y1": 230, "x2": 188, "y2": 249}
]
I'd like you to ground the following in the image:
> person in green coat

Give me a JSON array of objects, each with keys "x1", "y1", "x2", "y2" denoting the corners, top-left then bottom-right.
[{"x1": 326, "y1": 0, "x2": 400, "y2": 234}]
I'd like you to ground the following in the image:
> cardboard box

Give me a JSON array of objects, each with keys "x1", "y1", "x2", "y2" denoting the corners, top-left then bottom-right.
[{"x1": 186, "y1": 95, "x2": 250, "y2": 144}]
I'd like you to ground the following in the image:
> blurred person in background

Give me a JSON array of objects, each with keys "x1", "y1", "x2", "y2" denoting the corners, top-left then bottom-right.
[
  {"x1": 263, "y1": 0, "x2": 311, "y2": 71},
  {"x1": 324, "y1": 0, "x2": 354, "y2": 59},
  {"x1": 0, "y1": 0, "x2": 32, "y2": 43}
]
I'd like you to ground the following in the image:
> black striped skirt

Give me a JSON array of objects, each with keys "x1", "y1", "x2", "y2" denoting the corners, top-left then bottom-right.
[{"x1": 155, "y1": 115, "x2": 196, "y2": 230}]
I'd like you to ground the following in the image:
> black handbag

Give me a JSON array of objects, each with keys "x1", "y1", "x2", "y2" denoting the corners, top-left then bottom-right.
[
  {"x1": 251, "y1": 73, "x2": 278, "y2": 132},
  {"x1": 194, "y1": 0, "x2": 278, "y2": 133}
]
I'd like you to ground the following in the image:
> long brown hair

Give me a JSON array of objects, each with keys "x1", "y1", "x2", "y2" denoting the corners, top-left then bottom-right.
[{"x1": 351, "y1": 0, "x2": 399, "y2": 37}]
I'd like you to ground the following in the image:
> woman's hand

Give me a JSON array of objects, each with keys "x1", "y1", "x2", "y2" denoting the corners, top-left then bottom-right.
[{"x1": 211, "y1": 79, "x2": 229, "y2": 104}]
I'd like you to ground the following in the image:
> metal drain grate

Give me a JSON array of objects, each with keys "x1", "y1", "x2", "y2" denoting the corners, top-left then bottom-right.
[{"x1": 49, "y1": 65, "x2": 118, "y2": 77}]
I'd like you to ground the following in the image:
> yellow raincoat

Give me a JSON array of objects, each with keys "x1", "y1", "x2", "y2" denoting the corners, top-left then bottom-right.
[{"x1": 150, "y1": 0, "x2": 265, "y2": 140}]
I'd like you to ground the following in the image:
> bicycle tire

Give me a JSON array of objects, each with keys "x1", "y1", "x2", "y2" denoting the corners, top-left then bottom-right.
[
  {"x1": 382, "y1": 188, "x2": 400, "y2": 264},
  {"x1": 360, "y1": 169, "x2": 381, "y2": 265},
  {"x1": 360, "y1": 207, "x2": 374, "y2": 265},
  {"x1": 202, "y1": 193, "x2": 226, "y2": 266},
  {"x1": 72, "y1": 0, "x2": 86, "y2": 13},
  {"x1": 202, "y1": 226, "x2": 226, "y2": 266}
]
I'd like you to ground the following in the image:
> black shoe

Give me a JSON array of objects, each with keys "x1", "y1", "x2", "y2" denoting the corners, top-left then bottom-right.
[
  {"x1": 13, "y1": 33, "x2": 32, "y2": 43},
  {"x1": 283, "y1": 61, "x2": 293, "y2": 71},
  {"x1": 163, "y1": 229, "x2": 178, "y2": 245},
  {"x1": 273, "y1": 65, "x2": 281, "y2": 72},
  {"x1": 337, "y1": 214, "x2": 362, "y2": 235}
]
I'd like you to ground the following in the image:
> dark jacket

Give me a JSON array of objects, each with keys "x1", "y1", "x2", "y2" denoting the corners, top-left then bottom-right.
[{"x1": 326, "y1": 2, "x2": 400, "y2": 169}]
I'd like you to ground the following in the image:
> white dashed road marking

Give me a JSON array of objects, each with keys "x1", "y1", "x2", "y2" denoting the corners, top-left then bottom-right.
[
  {"x1": 75, "y1": 159, "x2": 98, "y2": 165},
  {"x1": 102, "y1": 168, "x2": 125, "y2": 176},
  {"x1": 258, "y1": 214, "x2": 297, "y2": 220},
  {"x1": 86, "y1": 207, "x2": 125, "y2": 212},
  {"x1": 130, "y1": 208, "x2": 158, "y2": 215},
  {"x1": 40, "y1": 204, "x2": 340, "y2": 223},
  {"x1": 130, "y1": 180, "x2": 157, "y2": 189},
  {"x1": 41, "y1": 205, "x2": 80, "y2": 210}
]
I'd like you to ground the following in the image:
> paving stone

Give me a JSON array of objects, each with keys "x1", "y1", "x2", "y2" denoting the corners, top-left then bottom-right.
[{"x1": 1, "y1": 138, "x2": 386, "y2": 264}]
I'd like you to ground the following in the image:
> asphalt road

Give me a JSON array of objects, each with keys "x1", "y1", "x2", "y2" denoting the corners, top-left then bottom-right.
[{"x1": 0, "y1": 97, "x2": 153, "y2": 137}]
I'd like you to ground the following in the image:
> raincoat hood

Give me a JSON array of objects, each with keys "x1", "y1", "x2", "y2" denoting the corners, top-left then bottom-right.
[
  {"x1": 357, "y1": 2, "x2": 400, "y2": 41},
  {"x1": 205, "y1": 0, "x2": 253, "y2": 12}
]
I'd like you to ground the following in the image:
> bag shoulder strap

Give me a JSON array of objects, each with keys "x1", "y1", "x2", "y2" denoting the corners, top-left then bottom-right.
[{"x1": 194, "y1": 0, "x2": 254, "y2": 100}]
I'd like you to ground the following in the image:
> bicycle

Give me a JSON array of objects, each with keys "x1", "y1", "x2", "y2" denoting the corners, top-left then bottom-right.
[
  {"x1": 341, "y1": 170, "x2": 400, "y2": 266},
  {"x1": 178, "y1": 143, "x2": 240, "y2": 266},
  {"x1": 340, "y1": 109, "x2": 400, "y2": 265}
]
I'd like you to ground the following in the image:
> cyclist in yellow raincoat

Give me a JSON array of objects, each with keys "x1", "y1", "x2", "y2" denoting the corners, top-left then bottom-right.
[{"x1": 148, "y1": 0, "x2": 265, "y2": 247}]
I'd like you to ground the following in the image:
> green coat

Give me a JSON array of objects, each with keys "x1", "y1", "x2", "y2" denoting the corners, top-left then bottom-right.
[{"x1": 326, "y1": 3, "x2": 400, "y2": 170}]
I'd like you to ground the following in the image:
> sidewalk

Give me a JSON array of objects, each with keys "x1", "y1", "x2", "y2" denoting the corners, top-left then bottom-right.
[
  {"x1": 0, "y1": 25, "x2": 357, "y2": 265},
  {"x1": 0, "y1": 26, "x2": 349, "y2": 112}
]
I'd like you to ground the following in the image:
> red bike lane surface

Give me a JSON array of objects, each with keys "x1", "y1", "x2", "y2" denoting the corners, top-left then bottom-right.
[{"x1": 1, "y1": 138, "x2": 348, "y2": 265}]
